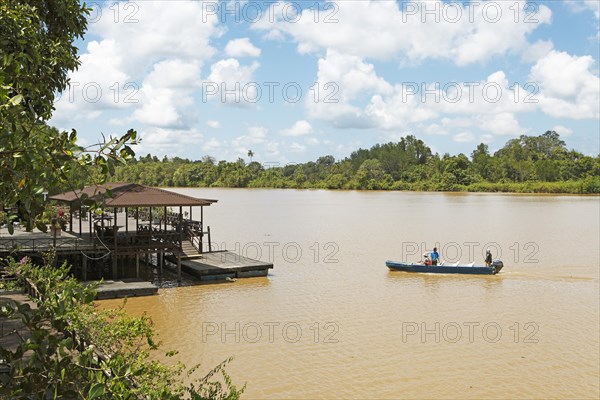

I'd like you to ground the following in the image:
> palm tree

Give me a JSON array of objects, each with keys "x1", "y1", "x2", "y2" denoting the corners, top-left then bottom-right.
[{"x1": 247, "y1": 150, "x2": 254, "y2": 163}]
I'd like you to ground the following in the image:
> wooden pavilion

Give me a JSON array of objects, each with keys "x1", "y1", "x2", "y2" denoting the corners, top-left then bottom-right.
[{"x1": 48, "y1": 183, "x2": 217, "y2": 281}]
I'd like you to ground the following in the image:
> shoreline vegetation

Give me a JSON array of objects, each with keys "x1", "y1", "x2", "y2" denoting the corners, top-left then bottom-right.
[
  {"x1": 107, "y1": 132, "x2": 599, "y2": 195},
  {"x1": 0, "y1": 256, "x2": 244, "y2": 399}
]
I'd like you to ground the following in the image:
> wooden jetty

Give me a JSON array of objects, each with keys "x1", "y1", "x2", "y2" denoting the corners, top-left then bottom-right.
[
  {"x1": 167, "y1": 251, "x2": 273, "y2": 281},
  {"x1": 1, "y1": 183, "x2": 274, "y2": 293},
  {"x1": 94, "y1": 280, "x2": 159, "y2": 300}
]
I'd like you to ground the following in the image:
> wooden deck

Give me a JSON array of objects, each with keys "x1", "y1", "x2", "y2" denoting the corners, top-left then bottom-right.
[
  {"x1": 168, "y1": 251, "x2": 273, "y2": 281},
  {"x1": 0, "y1": 231, "x2": 98, "y2": 255},
  {"x1": 1, "y1": 226, "x2": 274, "y2": 290}
]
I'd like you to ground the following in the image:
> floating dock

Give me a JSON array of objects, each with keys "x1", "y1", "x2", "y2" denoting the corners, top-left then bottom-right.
[
  {"x1": 167, "y1": 251, "x2": 273, "y2": 281},
  {"x1": 94, "y1": 279, "x2": 159, "y2": 300}
]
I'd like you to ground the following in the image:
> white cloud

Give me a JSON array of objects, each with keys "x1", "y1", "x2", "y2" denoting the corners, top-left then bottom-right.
[
  {"x1": 361, "y1": 71, "x2": 534, "y2": 132},
  {"x1": 551, "y1": 125, "x2": 574, "y2": 137},
  {"x1": 306, "y1": 49, "x2": 393, "y2": 127},
  {"x1": 51, "y1": 1, "x2": 223, "y2": 134},
  {"x1": 423, "y1": 123, "x2": 448, "y2": 136},
  {"x1": 202, "y1": 138, "x2": 222, "y2": 152},
  {"x1": 289, "y1": 142, "x2": 307, "y2": 153},
  {"x1": 204, "y1": 58, "x2": 260, "y2": 105},
  {"x1": 265, "y1": 142, "x2": 281, "y2": 158},
  {"x1": 207, "y1": 120, "x2": 221, "y2": 129},
  {"x1": 131, "y1": 59, "x2": 201, "y2": 129},
  {"x1": 88, "y1": 1, "x2": 222, "y2": 77},
  {"x1": 225, "y1": 38, "x2": 261, "y2": 58},
  {"x1": 453, "y1": 132, "x2": 475, "y2": 142},
  {"x1": 530, "y1": 50, "x2": 596, "y2": 97},
  {"x1": 206, "y1": 58, "x2": 259, "y2": 86},
  {"x1": 230, "y1": 126, "x2": 268, "y2": 155},
  {"x1": 131, "y1": 87, "x2": 185, "y2": 128},
  {"x1": 521, "y1": 40, "x2": 554, "y2": 63},
  {"x1": 254, "y1": 0, "x2": 552, "y2": 65},
  {"x1": 530, "y1": 50, "x2": 600, "y2": 119},
  {"x1": 280, "y1": 120, "x2": 313, "y2": 136},
  {"x1": 566, "y1": 0, "x2": 600, "y2": 20},
  {"x1": 585, "y1": 0, "x2": 600, "y2": 19},
  {"x1": 479, "y1": 113, "x2": 524, "y2": 136},
  {"x1": 50, "y1": 40, "x2": 131, "y2": 128},
  {"x1": 365, "y1": 92, "x2": 438, "y2": 130},
  {"x1": 137, "y1": 127, "x2": 204, "y2": 155},
  {"x1": 247, "y1": 126, "x2": 268, "y2": 142},
  {"x1": 480, "y1": 134, "x2": 494, "y2": 144},
  {"x1": 143, "y1": 59, "x2": 202, "y2": 89}
]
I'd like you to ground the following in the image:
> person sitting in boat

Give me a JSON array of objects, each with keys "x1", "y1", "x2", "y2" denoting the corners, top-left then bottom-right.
[
  {"x1": 431, "y1": 247, "x2": 439, "y2": 266},
  {"x1": 485, "y1": 249, "x2": 493, "y2": 266},
  {"x1": 423, "y1": 253, "x2": 432, "y2": 266}
]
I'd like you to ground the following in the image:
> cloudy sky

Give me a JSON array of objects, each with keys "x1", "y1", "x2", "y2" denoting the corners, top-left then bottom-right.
[{"x1": 50, "y1": 0, "x2": 600, "y2": 163}]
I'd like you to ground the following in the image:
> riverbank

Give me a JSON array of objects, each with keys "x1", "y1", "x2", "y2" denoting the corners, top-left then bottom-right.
[
  {"x1": 243, "y1": 178, "x2": 600, "y2": 194},
  {"x1": 106, "y1": 133, "x2": 599, "y2": 195},
  {"x1": 155, "y1": 179, "x2": 600, "y2": 195}
]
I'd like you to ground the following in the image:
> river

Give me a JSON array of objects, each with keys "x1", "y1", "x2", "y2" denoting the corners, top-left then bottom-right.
[{"x1": 100, "y1": 189, "x2": 600, "y2": 399}]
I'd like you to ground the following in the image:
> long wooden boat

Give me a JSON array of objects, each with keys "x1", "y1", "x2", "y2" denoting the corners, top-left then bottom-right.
[{"x1": 386, "y1": 260, "x2": 504, "y2": 275}]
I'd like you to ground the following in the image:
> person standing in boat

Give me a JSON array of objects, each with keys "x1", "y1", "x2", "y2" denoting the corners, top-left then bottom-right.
[
  {"x1": 485, "y1": 249, "x2": 493, "y2": 266},
  {"x1": 431, "y1": 247, "x2": 440, "y2": 265}
]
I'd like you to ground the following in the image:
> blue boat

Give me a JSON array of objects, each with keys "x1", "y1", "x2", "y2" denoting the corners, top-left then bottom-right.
[{"x1": 386, "y1": 260, "x2": 504, "y2": 275}]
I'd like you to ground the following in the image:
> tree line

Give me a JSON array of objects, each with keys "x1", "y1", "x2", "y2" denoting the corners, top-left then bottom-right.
[{"x1": 108, "y1": 131, "x2": 599, "y2": 194}]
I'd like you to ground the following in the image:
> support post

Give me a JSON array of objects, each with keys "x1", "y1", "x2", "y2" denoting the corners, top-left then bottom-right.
[
  {"x1": 159, "y1": 252, "x2": 163, "y2": 275},
  {"x1": 136, "y1": 253, "x2": 140, "y2": 278},
  {"x1": 177, "y1": 253, "x2": 181, "y2": 282},
  {"x1": 200, "y1": 206, "x2": 204, "y2": 253},
  {"x1": 82, "y1": 255, "x2": 87, "y2": 281},
  {"x1": 112, "y1": 256, "x2": 118, "y2": 279},
  {"x1": 178, "y1": 206, "x2": 183, "y2": 251},
  {"x1": 113, "y1": 207, "x2": 117, "y2": 252},
  {"x1": 207, "y1": 226, "x2": 212, "y2": 252}
]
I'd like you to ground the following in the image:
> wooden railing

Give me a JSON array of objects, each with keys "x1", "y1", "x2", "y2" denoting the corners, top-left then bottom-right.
[
  {"x1": 186, "y1": 223, "x2": 201, "y2": 252},
  {"x1": 184, "y1": 221, "x2": 212, "y2": 253},
  {"x1": 0, "y1": 237, "x2": 93, "y2": 254}
]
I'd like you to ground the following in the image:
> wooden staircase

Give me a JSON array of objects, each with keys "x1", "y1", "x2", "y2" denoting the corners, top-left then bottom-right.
[{"x1": 180, "y1": 239, "x2": 202, "y2": 260}]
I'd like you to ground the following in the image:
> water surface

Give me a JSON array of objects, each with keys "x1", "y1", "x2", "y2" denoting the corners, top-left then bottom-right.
[{"x1": 101, "y1": 189, "x2": 600, "y2": 399}]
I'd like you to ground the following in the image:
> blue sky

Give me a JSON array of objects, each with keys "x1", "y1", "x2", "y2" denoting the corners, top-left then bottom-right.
[{"x1": 50, "y1": 0, "x2": 600, "y2": 164}]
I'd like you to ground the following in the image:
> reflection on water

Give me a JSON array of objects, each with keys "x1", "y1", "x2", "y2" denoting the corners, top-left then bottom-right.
[{"x1": 100, "y1": 189, "x2": 600, "y2": 399}]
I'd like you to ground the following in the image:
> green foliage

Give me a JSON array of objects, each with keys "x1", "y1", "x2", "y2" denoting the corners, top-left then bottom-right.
[
  {"x1": 0, "y1": 256, "x2": 245, "y2": 399},
  {"x1": 0, "y1": 0, "x2": 88, "y2": 121},
  {"x1": 108, "y1": 131, "x2": 599, "y2": 194},
  {"x1": 0, "y1": 0, "x2": 139, "y2": 232}
]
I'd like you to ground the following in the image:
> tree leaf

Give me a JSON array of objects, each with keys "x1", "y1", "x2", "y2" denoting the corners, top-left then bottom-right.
[
  {"x1": 9, "y1": 94, "x2": 23, "y2": 106},
  {"x1": 87, "y1": 383, "x2": 105, "y2": 399}
]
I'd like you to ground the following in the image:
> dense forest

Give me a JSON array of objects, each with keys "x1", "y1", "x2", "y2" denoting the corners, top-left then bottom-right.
[{"x1": 107, "y1": 131, "x2": 600, "y2": 194}]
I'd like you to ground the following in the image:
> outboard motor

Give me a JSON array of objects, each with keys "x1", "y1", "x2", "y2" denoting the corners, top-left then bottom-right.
[{"x1": 492, "y1": 260, "x2": 504, "y2": 274}]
